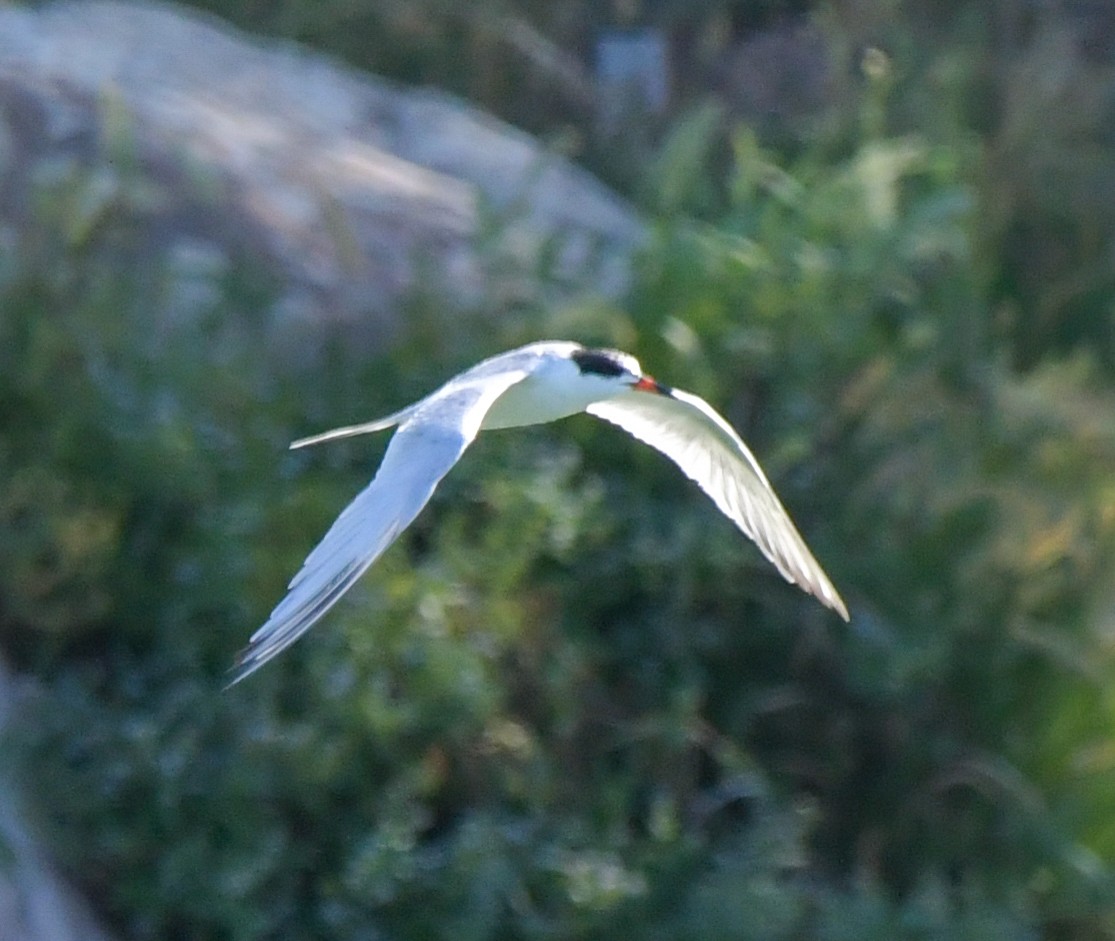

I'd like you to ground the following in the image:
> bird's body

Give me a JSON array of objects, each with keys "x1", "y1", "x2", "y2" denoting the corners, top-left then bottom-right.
[{"x1": 231, "y1": 341, "x2": 847, "y2": 685}]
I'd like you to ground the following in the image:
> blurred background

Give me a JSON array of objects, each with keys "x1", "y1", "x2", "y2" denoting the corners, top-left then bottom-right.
[{"x1": 2, "y1": 0, "x2": 1115, "y2": 938}]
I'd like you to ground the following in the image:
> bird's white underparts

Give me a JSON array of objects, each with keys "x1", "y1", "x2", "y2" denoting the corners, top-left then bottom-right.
[{"x1": 230, "y1": 341, "x2": 848, "y2": 685}]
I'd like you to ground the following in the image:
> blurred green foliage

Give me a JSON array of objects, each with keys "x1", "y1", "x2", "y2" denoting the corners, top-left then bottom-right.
[{"x1": 4, "y1": 0, "x2": 1115, "y2": 939}]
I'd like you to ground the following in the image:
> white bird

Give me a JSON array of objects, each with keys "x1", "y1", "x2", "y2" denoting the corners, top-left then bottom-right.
[{"x1": 230, "y1": 341, "x2": 848, "y2": 684}]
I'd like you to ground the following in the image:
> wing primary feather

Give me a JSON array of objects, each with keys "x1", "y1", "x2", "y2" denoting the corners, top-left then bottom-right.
[
  {"x1": 229, "y1": 555, "x2": 369, "y2": 686},
  {"x1": 586, "y1": 388, "x2": 848, "y2": 621}
]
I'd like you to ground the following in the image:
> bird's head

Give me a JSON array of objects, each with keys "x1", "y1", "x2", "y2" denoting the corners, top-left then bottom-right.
[{"x1": 570, "y1": 347, "x2": 673, "y2": 396}]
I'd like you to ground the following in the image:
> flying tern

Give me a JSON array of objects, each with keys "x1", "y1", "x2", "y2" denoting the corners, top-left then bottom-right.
[{"x1": 231, "y1": 341, "x2": 848, "y2": 684}]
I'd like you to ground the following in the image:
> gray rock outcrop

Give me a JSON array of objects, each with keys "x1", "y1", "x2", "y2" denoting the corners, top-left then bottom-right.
[
  {"x1": 0, "y1": 0, "x2": 644, "y2": 348},
  {"x1": 0, "y1": 659, "x2": 114, "y2": 941}
]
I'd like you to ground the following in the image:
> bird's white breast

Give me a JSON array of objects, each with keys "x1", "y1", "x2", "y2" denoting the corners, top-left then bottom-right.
[{"x1": 480, "y1": 355, "x2": 624, "y2": 430}]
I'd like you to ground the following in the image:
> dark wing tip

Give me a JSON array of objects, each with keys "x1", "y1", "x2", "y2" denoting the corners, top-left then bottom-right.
[{"x1": 224, "y1": 643, "x2": 266, "y2": 688}]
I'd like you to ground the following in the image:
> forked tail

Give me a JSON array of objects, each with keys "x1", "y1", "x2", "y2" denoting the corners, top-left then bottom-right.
[{"x1": 289, "y1": 406, "x2": 415, "y2": 449}]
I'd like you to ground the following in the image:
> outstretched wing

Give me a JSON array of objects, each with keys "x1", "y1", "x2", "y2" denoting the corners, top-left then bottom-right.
[
  {"x1": 586, "y1": 387, "x2": 849, "y2": 620},
  {"x1": 230, "y1": 371, "x2": 531, "y2": 685}
]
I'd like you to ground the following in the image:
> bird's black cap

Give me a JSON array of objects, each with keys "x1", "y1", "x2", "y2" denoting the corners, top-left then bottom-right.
[{"x1": 571, "y1": 347, "x2": 630, "y2": 378}]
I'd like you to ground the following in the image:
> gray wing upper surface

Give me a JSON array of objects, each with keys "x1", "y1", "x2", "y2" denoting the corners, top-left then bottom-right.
[
  {"x1": 586, "y1": 387, "x2": 848, "y2": 620},
  {"x1": 229, "y1": 369, "x2": 531, "y2": 684}
]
